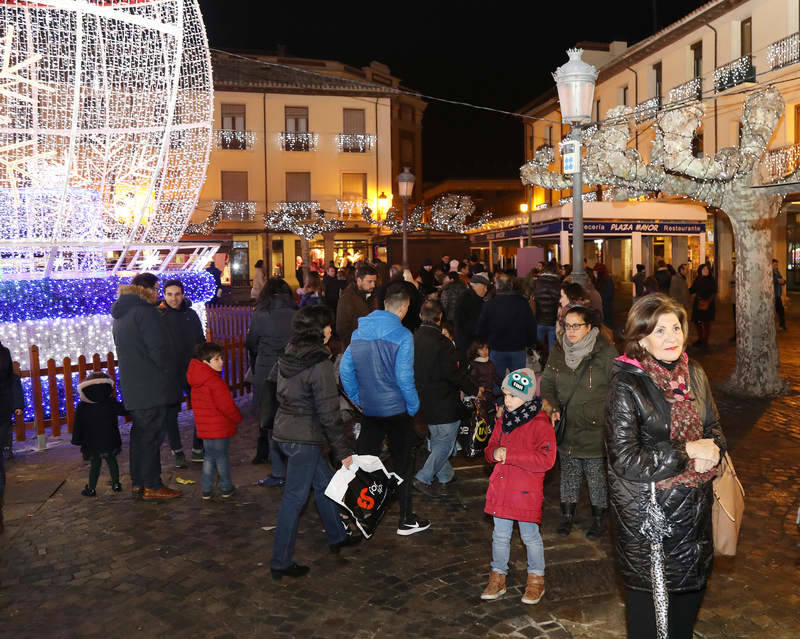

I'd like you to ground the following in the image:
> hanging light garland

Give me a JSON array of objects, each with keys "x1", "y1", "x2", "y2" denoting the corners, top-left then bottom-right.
[
  {"x1": 336, "y1": 199, "x2": 368, "y2": 220},
  {"x1": 361, "y1": 205, "x2": 424, "y2": 233},
  {"x1": 714, "y1": 55, "x2": 755, "y2": 91},
  {"x1": 336, "y1": 134, "x2": 375, "y2": 152},
  {"x1": 214, "y1": 129, "x2": 256, "y2": 150},
  {"x1": 425, "y1": 194, "x2": 493, "y2": 232},
  {"x1": 265, "y1": 201, "x2": 344, "y2": 240}
]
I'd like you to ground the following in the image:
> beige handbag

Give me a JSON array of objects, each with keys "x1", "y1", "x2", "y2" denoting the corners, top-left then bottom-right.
[{"x1": 712, "y1": 452, "x2": 745, "y2": 556}]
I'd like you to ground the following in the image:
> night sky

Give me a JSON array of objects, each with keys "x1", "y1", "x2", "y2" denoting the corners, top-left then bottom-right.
[{"x1": 197, "y1": 0, "x2": 708, "y2": 184}]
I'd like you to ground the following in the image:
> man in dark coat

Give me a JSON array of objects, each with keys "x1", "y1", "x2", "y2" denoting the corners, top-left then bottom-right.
[
  {"x1": 159, "y1": 278, "x2": 206, "y2": 466},
  {"x1": 374, "y1": 264, "x2": 423, "y2": 333},
  {"x1": 322, "y1": 265, "x2": 343, "y2": 314},
  {"x1": 412, "y1": 301, "x2": 478, "y2": 496},
  {"x1": 532, "y1": 260, "x2": 561, "y2": 356},
  {"x1": 477, "y1": 273, "x2": 537, "y2": 377},
  {"x1": 654, "y1": 260, "x2": 672, "y2": 294},
  {"x1": 336, "y1": 264, "x2": 377, "y2": 348},
  {"x1": 454, "y1": 274, "x2": 489, "y2": 351},
  {"x1": 111, "y1": 273, "x2": 182, "y2": 500}
]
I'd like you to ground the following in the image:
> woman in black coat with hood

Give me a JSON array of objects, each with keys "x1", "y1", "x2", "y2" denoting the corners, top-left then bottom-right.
[
  {"x1": 606, "y1": 294, "x2": 726, "y2": 639},
  {"x1": 246, "y1": 278, "x2": 297, "y2": 473}
]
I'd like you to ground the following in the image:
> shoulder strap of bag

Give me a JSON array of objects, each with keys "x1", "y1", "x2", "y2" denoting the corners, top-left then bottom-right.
[{"x1": 560, "y1": 352, "x2": 595, "y2": 409}]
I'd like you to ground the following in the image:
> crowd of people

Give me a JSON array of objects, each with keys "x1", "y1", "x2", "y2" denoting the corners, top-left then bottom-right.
[{"x1": 0, "y1": 251, "x2": 746, "y2": 638}]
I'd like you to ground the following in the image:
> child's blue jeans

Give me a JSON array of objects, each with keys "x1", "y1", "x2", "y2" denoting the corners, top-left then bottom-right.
[
  {"x1": 491, "y1": 516, "x2": 545, "y2": 576},
  {"x1": 202, "y1": 437, "x2": 233, "y2": 494}
]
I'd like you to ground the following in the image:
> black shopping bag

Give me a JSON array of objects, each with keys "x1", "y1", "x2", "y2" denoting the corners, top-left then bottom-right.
[
  {"x1": 458, "y1": 396, "x2": 494, "y2": 457},
  {"x1": 325, "y1": 455, "x2": 403, "y2": 539}
]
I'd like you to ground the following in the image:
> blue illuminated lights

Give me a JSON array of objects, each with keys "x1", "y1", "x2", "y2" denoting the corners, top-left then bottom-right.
[{"x1": 0, "y1": 273, "x2": 216, "y2": 323}]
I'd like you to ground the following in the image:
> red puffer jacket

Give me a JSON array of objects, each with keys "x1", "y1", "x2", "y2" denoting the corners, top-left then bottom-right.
[
  {"x1": 186, "y1": 359, "x2": 242, "y2": 439},
  {"x1": 484, "y1": 410, "x2": 557, "y2": 523}
]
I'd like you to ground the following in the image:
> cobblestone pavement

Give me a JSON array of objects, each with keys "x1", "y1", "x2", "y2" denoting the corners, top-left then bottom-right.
[{"x1": 1, "y1": 297, "x2": 799, "y2": 638}]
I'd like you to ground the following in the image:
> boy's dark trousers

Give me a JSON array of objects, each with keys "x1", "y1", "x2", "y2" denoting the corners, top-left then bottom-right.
[
  {"x1": 88, "y1": 454, "x2": 120, "y2": 490},
  {"x1": 356, "y1": 412, "x2": 415, "y2": 524}
]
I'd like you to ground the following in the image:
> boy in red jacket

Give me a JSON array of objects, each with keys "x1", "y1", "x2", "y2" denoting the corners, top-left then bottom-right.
[
  {"x1": 481, "y1": 368, "x2": 556, "y2": 604},
  {"x1": 187, "y1": 343, "x2": 242, "y2": 500}
]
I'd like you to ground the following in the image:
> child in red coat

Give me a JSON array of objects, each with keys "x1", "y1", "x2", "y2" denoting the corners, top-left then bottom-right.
[
  {"x1": 187, "y1": 342, "x2": 242, "y2": 500},
  {"x1": 481, "y1": 368, "x2": 556, "y2": 605}
]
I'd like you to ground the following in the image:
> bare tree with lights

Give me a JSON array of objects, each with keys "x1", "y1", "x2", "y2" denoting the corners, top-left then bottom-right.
[
  {"x1": 265, "y1": 203, "x2": 344, "y2": 284},
  {"x1": 361, "y1": 205, "x2": 424, "y2": 233},
  {"x1": 521, "y1": 86, "x2": 789, "y2": 397}
]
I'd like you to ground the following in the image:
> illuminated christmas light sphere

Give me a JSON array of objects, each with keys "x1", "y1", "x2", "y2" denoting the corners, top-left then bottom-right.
[{"x1": 0, "y1": 0, "x2": 214, "y2": 279}]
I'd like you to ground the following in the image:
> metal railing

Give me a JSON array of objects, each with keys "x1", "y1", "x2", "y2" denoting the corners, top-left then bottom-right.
[
  {"x1": 214, "y1": 129, "x2": 256, "y2": 150},
  {"x1": 279, "y1": 131, "x2": 318, "y2": 151},
  {"x1": 669, "y1": 77, "x2": 702, "y2": 103},
  {"x1": 764, "y1": 143, "x2": 800, "y2": 183},
  {"x1": 336, "y1": 133, "x2": 375, "y2": 152},
  {"x1": 714, "y1": 55, "x2": 756, "y2": 92},
  {"x1": 634, "y1": 96, "x2": 660, "y2": 123},
  {"x1": 768, "y1": 32, "x2": 800, "y2": 70}
]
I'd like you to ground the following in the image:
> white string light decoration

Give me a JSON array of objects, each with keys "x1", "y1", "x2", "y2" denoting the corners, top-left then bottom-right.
[
  {"x1": 0, "y1": 0, "x2": 213, "y2": 279},
  {"x1": 426, "y1": 194, "x2": 493, "y2": 233},
  {"x1": 265, "y1": 201, "x2": 345, "y2": 240},
  {"x1": 361, "y1": 205, "x2": 424, "y2": 233}
]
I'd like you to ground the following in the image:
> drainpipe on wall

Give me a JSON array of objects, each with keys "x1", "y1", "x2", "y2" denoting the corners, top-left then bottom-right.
[
  {"x1": 627, "y1": 66, "x2": 639, "y2": 150},
  {"x1": 263, "y1": 92, "x2": 271, "y2": 275},
  {"x1": 705, "y1": 22, "x2": 720, "y2": 275}
]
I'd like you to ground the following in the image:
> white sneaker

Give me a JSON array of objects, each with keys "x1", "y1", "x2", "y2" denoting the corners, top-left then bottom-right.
[{"x1": 396, "y1": 515, "x2": 431, "y2": 536}]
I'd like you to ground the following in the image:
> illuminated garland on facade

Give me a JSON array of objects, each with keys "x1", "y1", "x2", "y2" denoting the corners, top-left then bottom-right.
[
  {"x1": 767, "y1": 32, "x2": 800, "y2": 71},
  {"x1": 361, "y1": 205, "x2": 424, "y2": 233},
  {"x1": 336, "y1": 199, "x2": 368, "y2": 220},
  {"x1": 714, "y1": 55, "x2": 755, "y2": 91},
  {"x1": 669, "y1": 78, "x2": 702, "y2": 104},
  {"x1": 265, "y1": 201, "x2": 344, "y2": 240}
]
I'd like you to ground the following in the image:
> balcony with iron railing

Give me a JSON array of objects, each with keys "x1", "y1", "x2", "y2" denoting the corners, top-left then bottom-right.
[
  {"x1": 335, "y1": 199, "x2": 369, "y2": 219},
  {"x1": 764, "y1": 144, "x2": 800, "y2": 183},
  {"x1": 768, "y1": 32, "x2": 800, "y2": 71},
  {"x1": 669, "y1": 77, "x2": 702, "y2": 104},
  {"x1": 336, "y1": 133, "x2": 375, "y2": 153},
  {"x1": 213, "y1": 200, "x2": 257, "y2": 222},
  {"x1": 714, "y1": 55, "x2": 756, "y2": 92},
  {"x1": 214, "y1": 129, "x2": 256, "y2": 150},
  {"x1": 279, "y1": 132, "x2": 319, "y2": 152},
  {"x1": 634, "y1": 96, "x2": 660, "y2": 123}
]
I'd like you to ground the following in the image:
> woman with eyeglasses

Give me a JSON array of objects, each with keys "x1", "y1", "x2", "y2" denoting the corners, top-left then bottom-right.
[{"x1": 540, "y1": 304, "x2": 618, "y2": 541}]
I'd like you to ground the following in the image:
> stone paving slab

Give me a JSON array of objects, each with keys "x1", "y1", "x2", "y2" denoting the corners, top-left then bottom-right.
[{"x1": 1, "y1": 296, "x2": 800, "y2": 638}]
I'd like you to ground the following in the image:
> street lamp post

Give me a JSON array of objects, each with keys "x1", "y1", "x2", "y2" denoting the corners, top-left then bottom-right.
[
  {"x1": 553, "y1": 48, "x2": 598, "y2": 285},
  {"x1": 397, "y1": 167, "x2": 415, "y2": 269}
]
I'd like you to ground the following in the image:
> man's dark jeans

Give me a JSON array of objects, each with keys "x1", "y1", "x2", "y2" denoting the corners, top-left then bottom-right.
[
  {"x1": 163, "y1": 402, "x2": 183, "y2": 454},
  {"x1": 356, "y1": 412, "x2": 415, "y2": 524},
  {"x1": 0, "y1": 421, "x2": 8, "y2": 501},
  {"x1": 776, "y1": 296, "x2": 787, "y2": 329},
  {"x1": 129, "y1": 406, "x2": 169, "y2": 489}
]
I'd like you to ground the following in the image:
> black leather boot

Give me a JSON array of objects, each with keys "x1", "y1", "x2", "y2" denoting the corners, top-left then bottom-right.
[
  {"x1": 557, "y1": 502, "x2": 576, "y2": 536},
  {"x1": 585, "y1": 506, "x2": 608, "y2": 541}
]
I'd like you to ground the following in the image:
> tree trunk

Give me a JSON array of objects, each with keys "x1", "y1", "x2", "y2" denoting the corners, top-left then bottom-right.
[
  {"x1": 300, "y1": 237, "x2": 311, "y2": 289},
  {"x1": 721, "y1": 203, "x2": 788, "y2": 397}
]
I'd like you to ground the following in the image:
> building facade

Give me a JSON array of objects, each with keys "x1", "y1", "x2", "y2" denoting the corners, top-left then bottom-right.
[
  {"x1": 187, "y1": 52, "x2": 426, "y2": 289},
  {"x1": 515, "y1": 0, "x2": 800, "y2": 296}
]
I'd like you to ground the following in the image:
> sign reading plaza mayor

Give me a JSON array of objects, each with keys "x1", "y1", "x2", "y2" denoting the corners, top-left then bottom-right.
[{"x1": 472, "y1": 220, "x2": 706, "y2": 242}]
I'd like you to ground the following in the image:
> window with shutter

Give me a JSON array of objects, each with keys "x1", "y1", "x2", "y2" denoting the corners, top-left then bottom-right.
[
  {"x1": 341, "y1": 173, "x2": 367, "y2": 201},
  {"x1": 221, "y1": 171, "x2": 248, "y2": 202},
  {"x1": 285, "y1": 106, "x2": 308, "y2": 132},
  {"x1": 221, "y1": 104, "x2": 246, "y2": 131},
  {"x1": 286, "y1": 172, "x2": 311, "y2": 202},
  {"x1": 343, "y1": 109, "x2": 366, "y2": 134}
]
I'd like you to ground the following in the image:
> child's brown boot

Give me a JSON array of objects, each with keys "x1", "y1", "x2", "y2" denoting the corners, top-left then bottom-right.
[
  {"x1": 480, "y1": 570, "x2": 506, "y2": 600},
  {"x1": 521, "y1": 573, "x2": 545, "y2": 604}
]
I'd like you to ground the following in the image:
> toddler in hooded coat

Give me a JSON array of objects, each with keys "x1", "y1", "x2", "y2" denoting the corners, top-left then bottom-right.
[
  {"x1": 481, "y1": 368, "x2": 556, "y2": 605},
  {"x1": 187, "y1": 342, "x2": 242, "y2": 499},
  {"x1": 71, "y1": 372, "x2": 127, "y2": 496}
]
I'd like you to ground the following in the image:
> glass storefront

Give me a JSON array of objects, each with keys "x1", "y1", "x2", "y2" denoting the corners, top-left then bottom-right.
[{"x1": 310, "y1": 239, "x2": 370, "y2": 269}]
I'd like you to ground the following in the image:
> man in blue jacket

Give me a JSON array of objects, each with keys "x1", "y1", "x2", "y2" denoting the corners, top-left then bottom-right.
[{"x1": 340, "y1": 283, "x2": 430, "y2": 536}]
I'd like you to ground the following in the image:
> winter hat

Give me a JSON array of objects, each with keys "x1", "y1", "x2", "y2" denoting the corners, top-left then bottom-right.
[
  {"x1": 501, "y1": 368, "x2": 537, "y2": 401},
  {"x1": 470, "y1": 273, "x2": 490, "y2": 286}
]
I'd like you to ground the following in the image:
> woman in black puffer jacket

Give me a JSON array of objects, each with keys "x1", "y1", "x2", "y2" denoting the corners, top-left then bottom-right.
[
  {"x1": 269, "y1": 305, "x2": 359, "y2": 580},
  {"x1": 606, "y1": 294, "x2": 726, "y2": 639}
]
